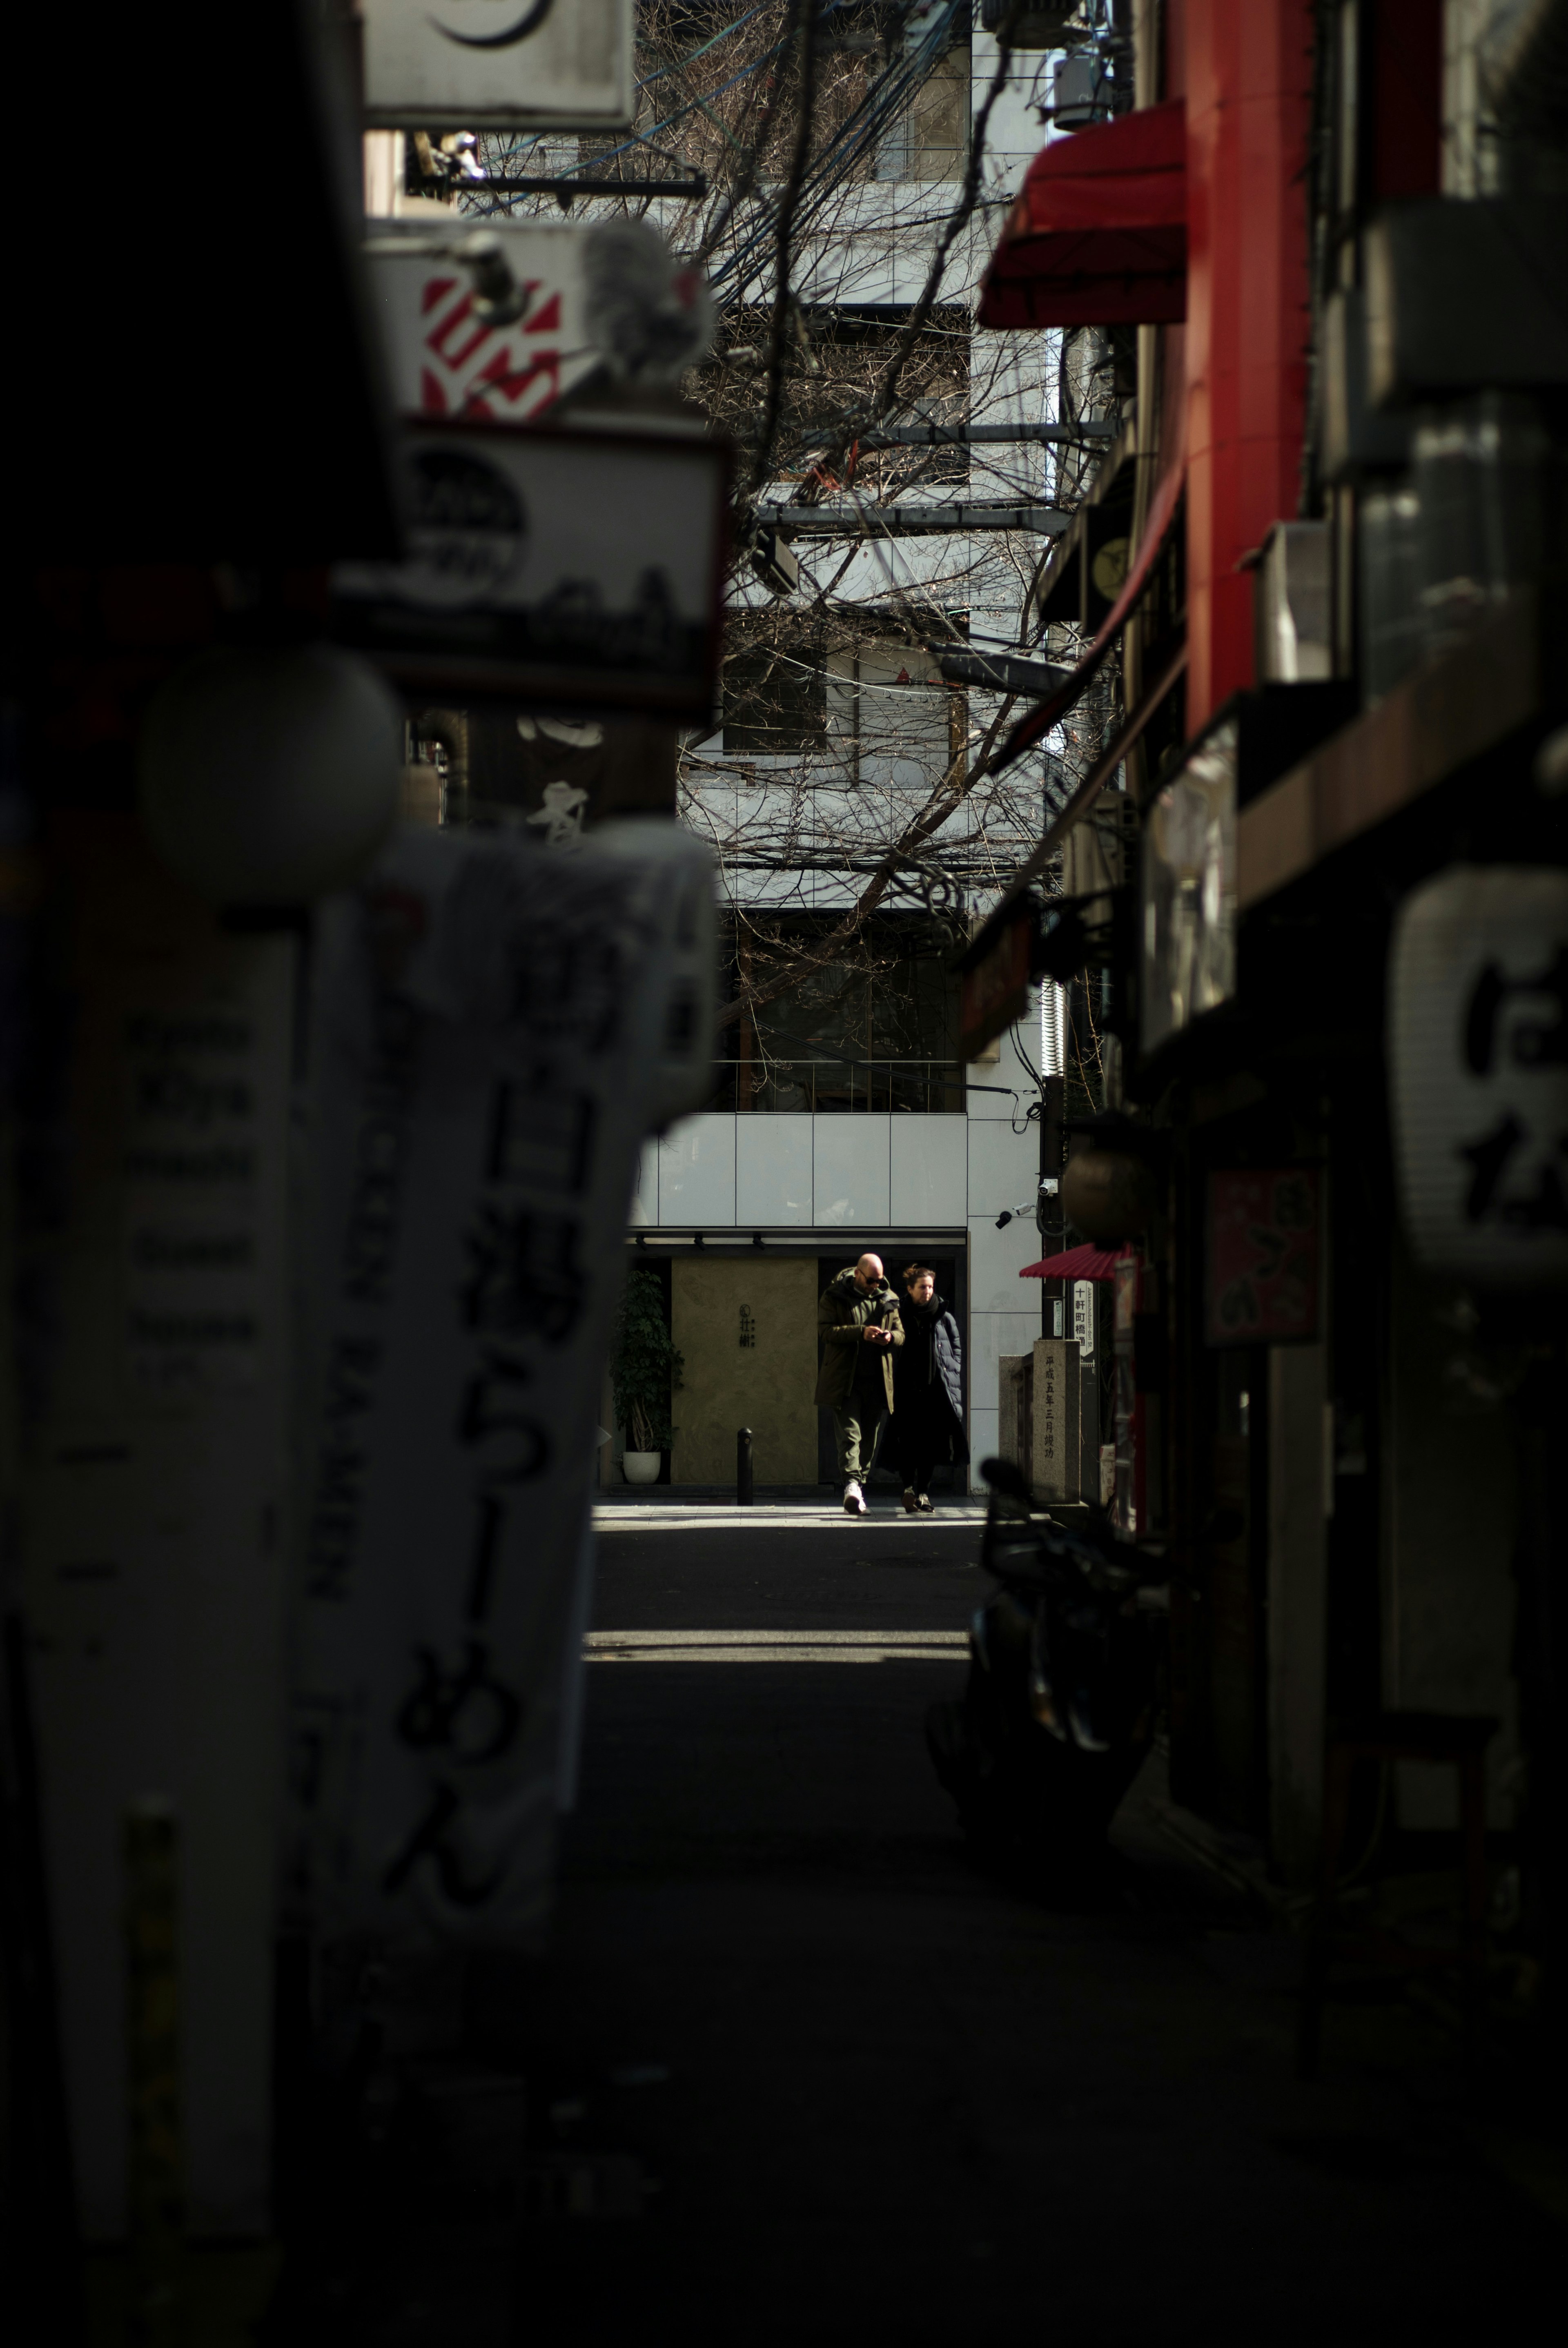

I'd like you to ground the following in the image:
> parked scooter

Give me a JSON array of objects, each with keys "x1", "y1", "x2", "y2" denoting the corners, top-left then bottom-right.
[{"x1": 926, "y1": 1457, "x2": 1169, "y2": 1860}]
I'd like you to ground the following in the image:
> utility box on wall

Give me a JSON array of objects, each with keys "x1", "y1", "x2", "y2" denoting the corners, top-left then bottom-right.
[{"x1": 669, "y1": 1256, "x2": 820, "y2": 1486}]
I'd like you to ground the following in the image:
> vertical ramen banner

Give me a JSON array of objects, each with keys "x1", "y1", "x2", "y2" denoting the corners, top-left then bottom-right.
[{"x1": 288, "y1": 822, "x2": 706, "y2": 1946}]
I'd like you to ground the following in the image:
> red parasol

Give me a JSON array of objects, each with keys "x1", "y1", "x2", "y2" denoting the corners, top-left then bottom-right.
[{"x1": 1018, "y1": 1242, "x2": 1136, "y2": 1282}]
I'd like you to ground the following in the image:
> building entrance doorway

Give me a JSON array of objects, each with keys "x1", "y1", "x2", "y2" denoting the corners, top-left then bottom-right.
[{"x1": 669, "y1": 1254, "x2": 820, "y2": 1489}]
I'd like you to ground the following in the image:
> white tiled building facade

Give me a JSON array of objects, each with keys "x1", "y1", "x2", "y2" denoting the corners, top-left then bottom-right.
[{"x1": 632, "y1": 1018, "x2": 1045, "y2": 1486}]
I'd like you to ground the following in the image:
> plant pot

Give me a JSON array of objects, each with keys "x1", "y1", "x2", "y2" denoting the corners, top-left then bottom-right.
[{"x1": 622, "y1": 1451, "x2": 662, "y2": 1485}]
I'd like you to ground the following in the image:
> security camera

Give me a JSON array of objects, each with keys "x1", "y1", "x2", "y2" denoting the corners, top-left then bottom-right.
[
  {"x1": 439, "y1": 131, "x2": 486, "y2": 182},
  {"x1": 995, "y1": 1201, "x2": 1033, "y2": 1229},
  {"x1": 455, "y1": 231, "x2": 528, "y2": 327}
]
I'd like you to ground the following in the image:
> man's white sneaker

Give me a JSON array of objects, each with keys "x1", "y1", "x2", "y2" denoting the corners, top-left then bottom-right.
[
  {"x1": 843, "y1": 1481, "x2": 866, "y2": 1516},
  {"x1": 902, "y1": 1487, "x2": 918, "y2": 1513}
]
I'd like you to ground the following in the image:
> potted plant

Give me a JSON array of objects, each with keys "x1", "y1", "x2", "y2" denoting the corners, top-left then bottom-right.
[{"x1": 610, "y1": 1267, "x2": 683, "y2": 1484}]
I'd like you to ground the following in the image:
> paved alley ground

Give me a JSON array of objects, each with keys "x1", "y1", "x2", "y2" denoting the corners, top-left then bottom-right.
[{"x1": 325, "y1": 1501, "x2": 1562, "y2": 2346}]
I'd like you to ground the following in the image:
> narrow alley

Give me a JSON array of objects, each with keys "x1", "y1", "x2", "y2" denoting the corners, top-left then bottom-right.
[
  {"x1": 299, "y1": 1504, "x2": 1562, "y2": 2345},
  {"x1": 11, "y1": 8, "x2": 1568, "y2": 2341}
]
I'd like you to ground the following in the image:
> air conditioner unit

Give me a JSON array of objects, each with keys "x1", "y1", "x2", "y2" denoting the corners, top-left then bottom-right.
[
  {"x1": 1051, "y1": 50, "x2": 1111, "y2": 127},
  {"x1": 750, "y1": 527, "x2": 801, "y2": 598}
]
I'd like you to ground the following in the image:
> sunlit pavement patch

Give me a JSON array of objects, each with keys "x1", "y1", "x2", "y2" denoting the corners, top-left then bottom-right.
[
  {"x1": 585, "y1": 1629, "x2": 969, "y2": 1663},
  {"x1": 592, "y1": 1505, "x2": 987, "y2": 1532}
]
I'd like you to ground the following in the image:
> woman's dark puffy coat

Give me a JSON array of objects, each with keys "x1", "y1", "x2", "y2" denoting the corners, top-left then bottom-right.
[{"x1": 892, "y1": 1293, "x2": 968, "y2": 1462}]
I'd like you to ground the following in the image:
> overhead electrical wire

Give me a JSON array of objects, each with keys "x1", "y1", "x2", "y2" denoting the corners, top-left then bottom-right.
[
  {"x1": 473, "y1": 7, "x2": 1074, "y2": 690},
  {"x1": 477, "y1": 0, "x2": 859, "y2": 192},
  {"x1": 638, "y1": 0, "x2": 776, "y2": 89},
  {"x1": 710, "y1": 2, "x2": 966, "y2": 302},
  {"x1": 470, "y1": 0, "x2": 974, "y2": 333}
]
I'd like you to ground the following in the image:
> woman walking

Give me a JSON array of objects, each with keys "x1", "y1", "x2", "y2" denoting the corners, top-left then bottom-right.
[{"x1": 892, "y1": 1264, "x2": 967, "y2": 1513}]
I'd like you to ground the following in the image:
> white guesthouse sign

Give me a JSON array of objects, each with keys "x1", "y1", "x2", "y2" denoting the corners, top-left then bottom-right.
[
  {"x1": 362, "y1": 0, "x2": 633, "y2": 131},
  {"x1": 1389, "y1": 864, "x2": 1568, "y2": 1289}
]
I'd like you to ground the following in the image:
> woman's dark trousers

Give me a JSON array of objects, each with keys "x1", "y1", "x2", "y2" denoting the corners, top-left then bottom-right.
[{"x1": 905, "y1": 1429, "x2": 940, "y2": 1496}]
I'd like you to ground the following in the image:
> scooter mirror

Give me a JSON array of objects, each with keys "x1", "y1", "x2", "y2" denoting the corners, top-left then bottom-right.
[{"x1": 980, "y1": 1456, "x2": 1032, "y2": 1506}]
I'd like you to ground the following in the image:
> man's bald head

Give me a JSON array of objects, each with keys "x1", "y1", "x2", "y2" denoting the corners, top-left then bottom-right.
[{"x1": 852, "y1": 1253, "x2": 884, "y2": 1290}]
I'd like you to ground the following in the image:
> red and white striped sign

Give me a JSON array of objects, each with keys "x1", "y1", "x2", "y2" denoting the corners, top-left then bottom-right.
[
  {"x1": 413, "y1": 269, "x2": 568, "y2": 422},
  {"x1": 370, "y1": 229, "x2": 593, "y2": 424}
]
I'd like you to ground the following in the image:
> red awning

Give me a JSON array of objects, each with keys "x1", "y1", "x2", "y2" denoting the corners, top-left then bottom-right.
[
  {"x1": 978, "y1": 100, "x2": 1187, "y2": 331},
  {"x1": 1019, "y1": 1243, "x2": 1136, "y2": 1282}
]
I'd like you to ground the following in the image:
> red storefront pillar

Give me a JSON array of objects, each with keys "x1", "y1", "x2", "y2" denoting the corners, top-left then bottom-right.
[{"x1": 1183, "y1": 0, "x2": 1315, "y2": 734}]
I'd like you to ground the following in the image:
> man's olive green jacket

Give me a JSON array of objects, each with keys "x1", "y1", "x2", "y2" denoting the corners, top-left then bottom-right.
[{"x1": 813, "y1": 1267, "x2": 904, "y2": 1412}]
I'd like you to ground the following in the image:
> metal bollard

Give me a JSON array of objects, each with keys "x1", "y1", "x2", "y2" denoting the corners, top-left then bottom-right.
[{"x1": 737, "y1": 1427, "x2": 754, "y2": 1506}]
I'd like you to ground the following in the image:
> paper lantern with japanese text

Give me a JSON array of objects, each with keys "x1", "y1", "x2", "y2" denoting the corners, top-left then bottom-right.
[
  {"x1": 1061, "y1": 1147, "x2": 1156, "y2": 1243},
  {"x1": 138, "y1": 642, "x2": 402, "y2": 908},
  {"x1": 1389, "y1": 864, "x2": 1568, "y2": 1288}
]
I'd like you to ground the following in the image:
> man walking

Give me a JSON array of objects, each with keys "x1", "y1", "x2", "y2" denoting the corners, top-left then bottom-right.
[{"x1": 814, "y1": 1252, "x2": 903, "y2": 1516}]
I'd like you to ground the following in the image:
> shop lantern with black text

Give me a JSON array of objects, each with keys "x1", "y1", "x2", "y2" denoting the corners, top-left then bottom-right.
[{"x1": 1390, "y1": 865, "x2": 1568, "y2": 1292}]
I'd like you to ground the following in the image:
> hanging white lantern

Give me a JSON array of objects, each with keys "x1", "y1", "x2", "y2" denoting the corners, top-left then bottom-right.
[
  {"x1": 138, "y1": 642, "x2": 403, "y2": 907},
  {"x1": 1389, "y1": 864, "x2": 1568, "y2": 1289}
]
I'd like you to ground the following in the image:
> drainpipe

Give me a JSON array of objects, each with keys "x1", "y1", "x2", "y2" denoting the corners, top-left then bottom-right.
[{"x1": 1038, "y1": 980, "x2": 1067, "y2": 1337}]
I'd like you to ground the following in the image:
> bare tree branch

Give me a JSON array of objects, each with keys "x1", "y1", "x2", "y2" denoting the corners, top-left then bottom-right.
[
  {"x1": 711, "y1": 676, "x2": 1024, "y2": 1032},
  {"x1": 747, "y1": 0, "x2": 822, "y2": 495},
  {"x1": 462, "y1": 7, "x2": 1127, "y2": 1076},
  {"x1": 810, "y1": 0, "x2": 1026, "y2": 483}
]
